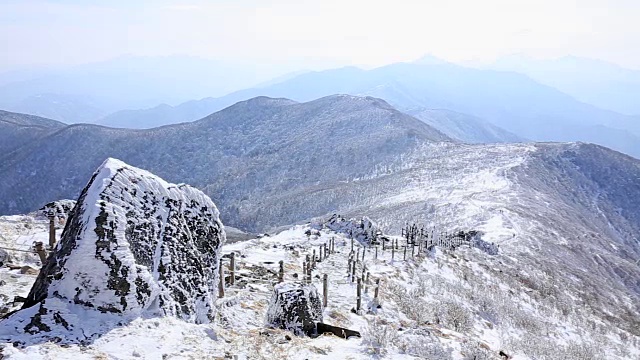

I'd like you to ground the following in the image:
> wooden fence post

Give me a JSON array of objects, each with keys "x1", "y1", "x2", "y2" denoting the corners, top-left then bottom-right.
[
  {"x1": 347, "y1": 255, "x2": 352, "y2": 276},
  {"x1": 362, "y1": 247, "x2": 365, "y2": 262},
  {"x1": 356, "y1": 248, "x2": 360, "y2": 264},
  {"x1": 392, "y1": 243, "x2": 395, "y2": 261},
  {"x1": 365, "y1": 272, "x2": 370, "y2": 294},
  {"x1": 312, "y1": 249, "x2": 316, "y2": 269},
  {"x1": 323, "y1": 274, "x2": 328, "y2": 307},
  {"x1": 351, "y1": 258, "x2": 356, "y2": 283},
  {"x1": 403, "y1": 243, "x2": 407, "y2": 260},
  {"x1": 303, "y1": 261, "x2": 307, "y2": 282},
  {"x1": 375, "y1": 246, "x2": 378, "y2": 259},
  {"x1": 351, "y1": 238, "x2": 354, "y2": 252},
  {"x1": 356, "y1": 278, "x2": 362, "y2": 312},
  {"x1": 48, "y1": 215, "x2": 56, "y2": 249},
  {"x1": 331, "y1": 237, "x2": 335, "y2": 253},
  {"x1": 374, "y1": 279, "x2": 380, "y2": 301},
  {"x1": 229, "y1": 252, "x2": 236, "y2": 285},
  {"x1": 35, "y1": 242, "x2": 47, "y2": 266},
  {"x1": 278, "y1": 260, "x2": 284, "y2": 283},
  {"x1": 218, "y1": 259, "x2": 225, "y2": 298}
]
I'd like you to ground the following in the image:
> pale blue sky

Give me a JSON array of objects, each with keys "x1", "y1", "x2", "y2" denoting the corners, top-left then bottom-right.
[{"x1": 2, "y1": 0, "x2": 639, "y2": 71}]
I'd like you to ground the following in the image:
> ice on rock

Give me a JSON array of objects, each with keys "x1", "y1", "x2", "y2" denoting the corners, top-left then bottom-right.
[
  {"x1": 0, "y1": 158, "x2": 225, "y2": 344},
  {"x1": 266, "y1": 282, "x2": 323, "y2": 336},
  {"x1": 315, "y1": 214, "x2": 381, "y2": 245}
]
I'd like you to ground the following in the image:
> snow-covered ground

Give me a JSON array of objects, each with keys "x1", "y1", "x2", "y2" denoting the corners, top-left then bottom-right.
[{"x1": 0, "y1": 214, "x2": 637, "y2": 359}]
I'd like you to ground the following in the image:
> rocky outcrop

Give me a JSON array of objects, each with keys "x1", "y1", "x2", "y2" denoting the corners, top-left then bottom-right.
[
  {"x1": 266, "y1": 283, "x2": 323, "y2": 336},
  {"x1": 35, "y1": 199, "x2": 76, "y2": 221},
  {"x1": 315, "y1": 214, "x2": 381, "y2": 245},
  {"x1": 0, "y1": 158, "x2": 225, "y2": 344}
]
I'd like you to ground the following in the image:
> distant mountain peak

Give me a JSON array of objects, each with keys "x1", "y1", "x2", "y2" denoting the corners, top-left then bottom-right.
[{"x1": 413, "y1": 54, "x2": 450, "y2": 65}]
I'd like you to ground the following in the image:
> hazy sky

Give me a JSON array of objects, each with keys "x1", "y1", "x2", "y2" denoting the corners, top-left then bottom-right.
[{"x1": 2, "y1": 0, "x2": 639, "y2": 71}]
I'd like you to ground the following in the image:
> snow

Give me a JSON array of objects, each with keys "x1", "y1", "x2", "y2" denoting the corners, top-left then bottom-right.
[
  {"x1": 0, "y1": 217, "x2": 637, "y2": 359},
  {"x1": 0, "y1": 158, "x2": 225, "y2": 345},
  {"x1": 0, "y1": 146, "x2": 639, "y2": 359}
]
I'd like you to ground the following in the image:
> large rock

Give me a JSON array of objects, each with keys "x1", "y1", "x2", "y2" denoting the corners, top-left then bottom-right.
[
  {"x1": 0, "y1": 158, "x2": 225, "y2": 344},
  {"x1": 266, "y1": 283, "x2": 323, "y2": 336},
  {"x1": 316, "y1": 214, "x2": 381, "y2": 245},
  {"x1": 35, "y1": 199, "x2": 77, "y2": 221}
]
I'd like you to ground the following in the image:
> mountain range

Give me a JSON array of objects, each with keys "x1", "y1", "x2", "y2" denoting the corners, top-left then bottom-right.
[
  {"x1": 0, "y1": 95, "x2": 449, "y2": 224},
  {"x1": 0, "y1": 55, "x2": 295, "y2": 123},
  {"x1": 2, "y1": 93, "x2": 640, "y2": 353},
  {"x1": 98, "y1": 61, "x2": 640, "y2": 157},
  {"x1": 491, "y1": 55, "x2": 640, "y2": 116},
  {"x1": 0, "y1": 110, "x2": 65, "y2": 154}
]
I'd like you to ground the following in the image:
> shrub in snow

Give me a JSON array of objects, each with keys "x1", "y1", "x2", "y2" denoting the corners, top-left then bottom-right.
[
  {"x1": 461, "y1": 340, "x2": 499, "y2": 360},
  {"x1": 0, "y1": 158, "x2": 225, "y2": 344},
  {"x1": 430, "y1": 300, "x2": 473, "y2": 333},
  {"x1": 265, "y1": 282, "x2": 323, "y2": 336},
  {"x1": 398, "y1": 328, "x2": 453, "y2": 359},
  {"x1": 363, "y1": 318, "x2": 398, "y2": 356}
]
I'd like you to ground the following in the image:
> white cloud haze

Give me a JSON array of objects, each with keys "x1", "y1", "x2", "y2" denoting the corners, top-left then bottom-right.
[{"x1": 1, "y1": 0, "x2": 639, "y2": 71}]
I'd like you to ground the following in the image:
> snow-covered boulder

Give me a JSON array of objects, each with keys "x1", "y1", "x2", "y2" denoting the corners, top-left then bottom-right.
[
  {"x1": 266, "y1": 282, "x2": 323, "y2": 336},
  {"x1": 0, "y1": 158, "x2": 225, "y2": 344},
  {"x1": 34, "y1": 199, "x2": 77, "y2": 221},
  {"x1": 316, "y1": 214, "x2": 381, "y2": 245}
]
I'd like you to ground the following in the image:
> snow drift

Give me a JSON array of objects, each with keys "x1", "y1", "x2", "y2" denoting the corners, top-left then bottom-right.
[{"x1": 0, "y1": 158, "x2": 225, "y2": 344}]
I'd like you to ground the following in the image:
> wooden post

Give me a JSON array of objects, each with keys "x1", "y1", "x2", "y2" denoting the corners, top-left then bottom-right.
[
  {"x1": 382, "y1": 237, "x2": 385, "y2": 251},
  {"x1": 412, "y1": 241, "x2": 415, "y2": 258},
  {"x1": 365, "y1": 272, "x2": 370, "y2": 294},
  {"x1": 323, "y1": 274, "x2": 328, "y2": 307},
  {"x1": 35, "y1": 242, "x2": 47, "y2": 266},
  {"x1": 347, "y1": 256, "x2": 352, "y2": 275},
  {"x1": 374, "y1": 279, "x2": 380, "y2": 300},
  {"x1": 395, "y1": 239, "x2": 398, "y2": 250},
  {"x1": 218, "y1": 259, "x2": 225, "y2": 298},
  {"x1": 403, "y1": 243, "x2": 407, "y2": 260},
  {"x1": 307, "y1": 260, "x2": 312, "y2": 282},
  {"x1": 351, "y1": 258, "x2": 356, "y2": 283},
  {"x1": 392, "y1": 243, "x2": 395, "y2": 261},
  {"x1": 48, "y1": 215, "x2": 56, "y2": 249},
  {"x1": 312, "y1": 249, "x2": 316, "y2": 269},
  {"x1": 351, "y1": 238, "x2": 354, "y2": 252},
  {"x1": 278, "y1": 260, "x2": 284, "y2": 283},
  {"x1": 375, "y1": 246, "x2": 378, "y2": 259},
  {"x1": 356, "y1": 278, "x2": 362, "y2": 312},
  {"x1": 303, "y1": 261, "x2": 307, "y2": 282},
  {"x1": 356, "y1": 248, "x2": 360, "y2": 264},
  {"x1": 331, "y1": 237, "x2": 335, "y2": 253},
  {"x1": 362, "y1": 247, "x2": 365, "y2": 262}
]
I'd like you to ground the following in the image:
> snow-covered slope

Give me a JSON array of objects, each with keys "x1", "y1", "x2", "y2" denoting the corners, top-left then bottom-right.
[
  {"x1": 408, "y1": 108, "x2": 524, "y2": 143},
  {"x1": 0, "y1": 95, "x2": 450, "y2": 223},
  {"x1": 0, "y1": 221, "x2": 637, "y2": 359},
  {"x1": 0, "y1": 158, "x2": 225, "y2": 344}
]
